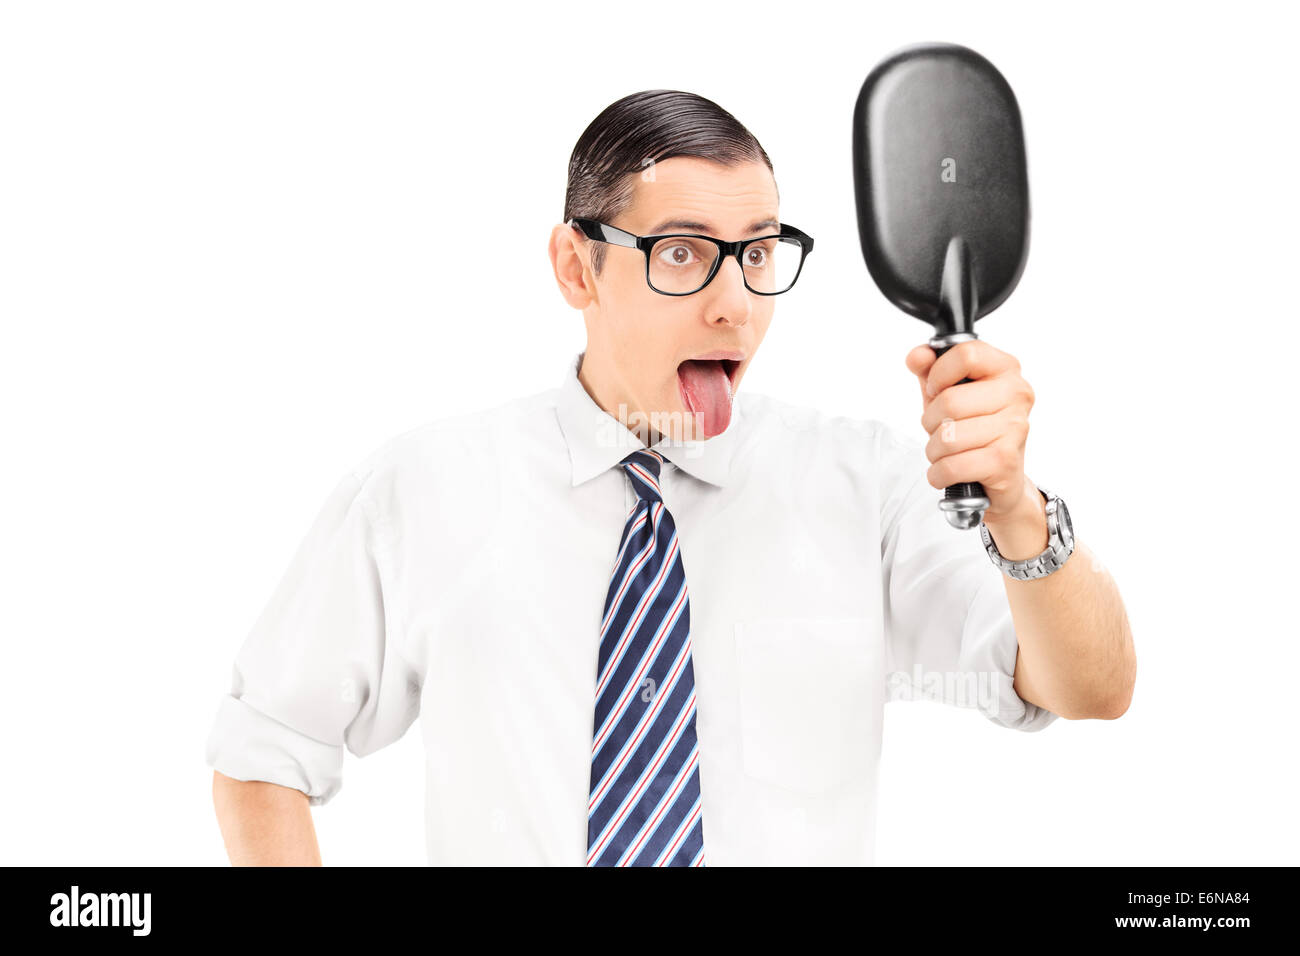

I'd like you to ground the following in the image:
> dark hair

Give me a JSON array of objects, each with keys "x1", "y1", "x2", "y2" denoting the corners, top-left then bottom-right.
[{"x1": 563, "y1": 90, "x2": 775, "y2": 276}]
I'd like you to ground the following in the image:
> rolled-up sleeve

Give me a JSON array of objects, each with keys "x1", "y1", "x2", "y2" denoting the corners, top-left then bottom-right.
[
  {"x1": 876, "y1": 425, "x2": 1057, "y2": 732},
  {"x1": 204, "y1": 467, "x2": 422, "y2": 805}
]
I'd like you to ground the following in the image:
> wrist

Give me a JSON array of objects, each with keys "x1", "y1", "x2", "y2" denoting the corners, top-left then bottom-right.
[{"x1": 982, "y1": 476, "x2": 1048, "y2": 560}]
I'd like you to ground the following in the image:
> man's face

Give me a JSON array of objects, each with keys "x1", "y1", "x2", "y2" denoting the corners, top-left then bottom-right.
[{"x1": 577, "y1": 156, "x2": 780, "y2": 441}]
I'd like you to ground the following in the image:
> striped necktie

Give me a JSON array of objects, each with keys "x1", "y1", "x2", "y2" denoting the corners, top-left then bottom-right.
[{"x1": 586, "y1": 448, "x2": 705, "y2": 867}]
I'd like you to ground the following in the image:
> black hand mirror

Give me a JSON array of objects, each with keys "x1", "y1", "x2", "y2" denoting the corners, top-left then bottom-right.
[{"x1": 852, "y1": 41, "x2": 1031, "y2": 529}]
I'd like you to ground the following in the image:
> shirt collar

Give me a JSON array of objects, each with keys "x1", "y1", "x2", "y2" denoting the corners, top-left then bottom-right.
[{"x1": 555, "y1": 349, "x2": 742, "y2": 488}]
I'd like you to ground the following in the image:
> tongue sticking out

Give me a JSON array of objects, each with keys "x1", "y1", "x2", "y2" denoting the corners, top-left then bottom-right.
[{"x1": 677, "y1": 359, "x2": 733, "y2": 438}]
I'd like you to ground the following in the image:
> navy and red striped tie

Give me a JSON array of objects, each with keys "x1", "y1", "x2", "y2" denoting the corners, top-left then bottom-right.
[{"x1": 586, "y1": 448, "x2": 705, "y2": 866}]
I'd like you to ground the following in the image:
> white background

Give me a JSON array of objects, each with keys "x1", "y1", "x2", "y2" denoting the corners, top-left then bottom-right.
[{"x1": 1, "y1": 0, "x2": 1295, "y2": 866}]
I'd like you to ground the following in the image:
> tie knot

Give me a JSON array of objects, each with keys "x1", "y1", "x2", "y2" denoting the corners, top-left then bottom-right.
[{"x1": 621, "y1": 449, "x2": 663, "y2": 503}]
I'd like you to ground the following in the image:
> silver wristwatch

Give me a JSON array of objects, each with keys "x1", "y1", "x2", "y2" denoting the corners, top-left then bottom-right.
[{"x1": 979, "y1": 484, "x2": 1075, "y2": 580}]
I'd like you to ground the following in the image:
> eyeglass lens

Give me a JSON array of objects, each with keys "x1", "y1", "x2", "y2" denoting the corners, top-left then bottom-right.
[{"x1": 647, "y1": 235, "x2": 804, "y2": 294}]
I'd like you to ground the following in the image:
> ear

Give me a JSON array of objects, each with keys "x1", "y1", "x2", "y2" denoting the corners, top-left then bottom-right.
[{"x1": 549, "y1": 222, "x2": 598, "y2": 310}]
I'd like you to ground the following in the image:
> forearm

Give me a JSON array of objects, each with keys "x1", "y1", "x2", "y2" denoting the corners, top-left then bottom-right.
[
  {"x1": 984, "y1": 480, "x2": 1136, "y2": 720},
  {"x1": 909, "y1": 342, "x2": 1136, "y2": 719},
  {"x1": 212, "y1": 771, "x2": 323, "y2": 866}
]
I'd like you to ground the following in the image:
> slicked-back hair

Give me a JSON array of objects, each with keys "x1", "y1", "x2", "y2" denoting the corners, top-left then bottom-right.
[{"x1": 563, "y1": 90, "x2": 775, "y2": 277}]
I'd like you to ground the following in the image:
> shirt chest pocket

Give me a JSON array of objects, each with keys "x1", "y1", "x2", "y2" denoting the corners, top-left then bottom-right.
[{"x1": 734, "y1": 617, "x2": 883, "y2": 795}]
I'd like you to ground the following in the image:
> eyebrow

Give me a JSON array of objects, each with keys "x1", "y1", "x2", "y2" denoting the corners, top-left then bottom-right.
[{"x1": 648, "y1": 216, "x2": 779, "y2": 236}]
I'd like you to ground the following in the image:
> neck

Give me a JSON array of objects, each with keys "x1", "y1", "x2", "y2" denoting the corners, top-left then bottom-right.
[{"x1": 577, "y1": 350, "x2": 664, "y2": 446}]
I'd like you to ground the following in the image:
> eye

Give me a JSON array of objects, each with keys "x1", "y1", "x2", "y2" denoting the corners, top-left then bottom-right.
[
  {"x1": 657, "y1": 243, "x2": 700, "y2": 267},
  {"x1": 745, "y1": 239, "x2": 779, "y2": 269}
]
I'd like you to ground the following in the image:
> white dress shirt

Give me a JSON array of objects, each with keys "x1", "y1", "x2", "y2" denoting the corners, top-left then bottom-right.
[{"x1": 205, "y1": 349, "x2": 1057, "y2": 865}]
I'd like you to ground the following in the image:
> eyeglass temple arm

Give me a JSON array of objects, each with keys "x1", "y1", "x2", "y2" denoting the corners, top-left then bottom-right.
[
  {"x1": 779, "y1": 224, "x2": 813, "y2": 254},
  {"x1": 569, "y1": 218, "x2": 638, "y2": 248}
]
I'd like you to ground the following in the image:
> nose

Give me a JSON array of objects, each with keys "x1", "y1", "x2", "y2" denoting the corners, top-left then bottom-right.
[{"x1": 706, "y1": 255, "x2": 752, "y2": 327}]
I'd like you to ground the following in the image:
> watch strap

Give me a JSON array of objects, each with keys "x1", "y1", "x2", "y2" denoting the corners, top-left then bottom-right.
[{"x1": 979, "y1": 485, "x2": 1074, "y2": 580}]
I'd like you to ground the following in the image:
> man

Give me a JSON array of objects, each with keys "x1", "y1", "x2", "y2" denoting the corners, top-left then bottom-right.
[{"x1": 207, "y1": 89, "x2": 1135, "y2": 866}]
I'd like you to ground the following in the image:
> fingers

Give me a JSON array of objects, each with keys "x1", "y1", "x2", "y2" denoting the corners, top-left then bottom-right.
[
  {"x1": 925, "y1": 437, "x2": 1024, "y2": 492},
  {"x1": 923, "y1": 408, "x2": 1029, "y2": 463},
  {"x1": 920, "y1": 377, "x2": 1024, "y2": 434},
  {"x1": 923, "y1": 340, "x2": 1018, "y2": 397}
]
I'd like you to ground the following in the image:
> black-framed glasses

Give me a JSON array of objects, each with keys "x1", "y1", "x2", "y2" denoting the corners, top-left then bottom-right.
[{"x1": 568, "y1": 217, "x2": 814, "y2": 296}]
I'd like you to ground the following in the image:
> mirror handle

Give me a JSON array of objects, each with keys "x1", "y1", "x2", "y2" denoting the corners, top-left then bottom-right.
[{"x1": 928, "y1": 332, "x2": 991, "y2": 530}]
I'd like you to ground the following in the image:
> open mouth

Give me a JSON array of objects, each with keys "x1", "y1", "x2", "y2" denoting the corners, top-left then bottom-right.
[
  {"x1": 676, "y1": 357, "x2": 740, "y2": 387},
  {"x1": 675, "y1": 355, "x2": 742, "y2": 439}
]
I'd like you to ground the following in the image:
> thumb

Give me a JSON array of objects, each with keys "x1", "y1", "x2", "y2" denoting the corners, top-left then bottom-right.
[{"x1": 905, "y1": 345, "x2": 937, "y2": 403}]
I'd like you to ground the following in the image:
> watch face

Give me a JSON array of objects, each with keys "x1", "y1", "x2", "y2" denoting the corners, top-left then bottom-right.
[{"x1": 1056, "y1": 498, "x2": 1073, "y2": 542}]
